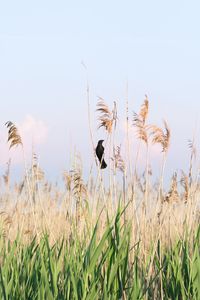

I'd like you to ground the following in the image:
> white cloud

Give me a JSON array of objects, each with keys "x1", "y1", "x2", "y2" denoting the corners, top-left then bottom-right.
[{"x1": 19, "y1": 115, "x2": 48, "y2": 145}]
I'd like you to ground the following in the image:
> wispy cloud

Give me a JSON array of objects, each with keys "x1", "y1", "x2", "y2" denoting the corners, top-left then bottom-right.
[{"x1": 19, "y1": 114, "x2": 48, "y2": 146}]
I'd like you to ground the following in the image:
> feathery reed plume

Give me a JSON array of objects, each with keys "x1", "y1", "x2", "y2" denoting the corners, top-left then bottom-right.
[
  {"x1": 133, "y1": 114, "x2": 148, "y2": 144},
  {"x1": 31, "y1": 153, "x2": 45, "y2": 182},
  {"x1": 135, "y1": 173, "x2": 145, "y2": 193},
  {"x1": 0, "y1": 211, "x2": 12, "y2": 238},
  {"x1": 140, "y1": 95, "x2": 149, "y2": 124},
  {"x1": 5, "y1": 123, "x2": 38, "y2": 235},
  {"x1": 5, "y1": 121, "x2": 22, "y2": 149},
  {"x1": 180, "y1": 170, "x2": 189, "y2": 202},
  {"x1": 133, "y1": 95, "x2": 149, "y2": 144},
  {"x1": 72, "y1": 169, "x2": 87, "y2": 199},
  {"x1": 63, "y1": 171, "x2": 72, "y2": 192},
  {"x1": 133, "y1": 96, "x2": 150, "y2": 216},
  {"x1": 150, "y1": 120, "x2": 171, "y2": 202},
  {"x1": 165, "y1": 172, "x2": 179, "y2": 203},
  {"x1": 18, "y1": 180, "x2": 25, "y2": 196},
  {"x1": 63, "y1": 171, "x2": 73, "y2": 214},
  {"x1": 29, "y1": 153, "x2": 45, "y2": 203},
  {"x1": 71, "y1": 166, "x2": 87, "y2": 227},
  {"x1": 96, "y1": 97, "x2": 117, "y2": 133},
  {"x1": 150, "y1": 120, "x2": 171, "y2": 153},
  {"x1": 112, "y1": 145, "x2": 125, "y2": 174},
  {"x1": 96, "y1": 98, "x2": 118, "y2": 202}
]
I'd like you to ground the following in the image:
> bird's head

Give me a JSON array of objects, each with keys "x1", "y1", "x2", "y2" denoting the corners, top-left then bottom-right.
[{"x1": 98, "y1": 139, "x2": 104, "y2": 145}]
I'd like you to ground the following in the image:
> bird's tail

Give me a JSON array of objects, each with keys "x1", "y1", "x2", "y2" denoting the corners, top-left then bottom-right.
[{"x1": 101, "y1": 159, "x2": 107, "y2": 169}]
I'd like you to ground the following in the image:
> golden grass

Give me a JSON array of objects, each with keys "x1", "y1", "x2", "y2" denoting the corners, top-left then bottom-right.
[
  {"x1": 0, "y1": 96, "x2": 199, "y2": 262},
  {"x1": 0, "y1": 175, "x2": 199, "y2": 254}
]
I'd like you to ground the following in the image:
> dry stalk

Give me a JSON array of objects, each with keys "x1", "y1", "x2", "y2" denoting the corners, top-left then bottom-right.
[
  {"x1": 180, "y1": 171, "x2": 189, "y2": 203},
  {"x1": 96, "y1": 98, "x2": 118, "y2": 210},
  {"x1": 133, "y1": 96, "x2": 149, "y2": 174},
  {"x1": 112, "y1": 145, "x2": 126, "y2": 222},
  {"x1": 125, "y1": 82, "x2": 133, "y2": 184},
  {"x1": 112, "y1": 145, "x2": 125, "y2": 174},
  {"x1": 71, "y1": 166, "x2": 87, "y2": 228},
  {"x1": 150, "y1": 120, "x2": 171, "y2": 202},
  {"x1": 133, "y1": 96, "x2": 150, "y2": 212},
  {"x1": 63, "y1": 171, "x2": 72, "y2": 192},
  {"x1": 188, "y1": 139, "x2": 196, "y2": 187},
  {"x1": 3, "y1": 159, "x2": 11, "y2": 197},
  {"x1": 31, "y1": 153, "x2": 45, "y2": 182},
  {"x1": 30, "y1": 153, "x2": 45, "y2": 204},
  {"x1": 132, "y1": 96, "x2": 150, "y2": 260},
  {"x1": 5, "y1": 121, "x2": 39, "y2": 239},
  {"x1": 63, "y1": 171, "x2": 73, "y2": 215}
]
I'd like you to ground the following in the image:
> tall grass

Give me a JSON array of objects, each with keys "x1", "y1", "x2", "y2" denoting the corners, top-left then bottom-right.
[
  {"x1": 0, "y1": 206, "x2": 199, "y2": 299},
  {"x1": 0, "y1": 97, "x2": 199, "y2": 299}
]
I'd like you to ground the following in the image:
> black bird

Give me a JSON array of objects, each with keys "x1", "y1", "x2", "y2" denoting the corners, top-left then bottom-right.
[{"x1": 96, "y1": 140, "x2": 107, "y2": 169}]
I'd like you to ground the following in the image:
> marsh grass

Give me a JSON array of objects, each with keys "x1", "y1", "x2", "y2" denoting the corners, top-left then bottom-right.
[
  {"x1": 0, "y1": 98, "x2": 199, "y2": 299},
  {"x1": 0, "y1": 205, "x2": 199, "y2": 299}
]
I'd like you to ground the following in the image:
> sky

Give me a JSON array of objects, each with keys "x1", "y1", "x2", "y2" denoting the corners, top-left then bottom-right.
[{"x1": 0, "y1": 0, "x2": 200, "y2": 184}]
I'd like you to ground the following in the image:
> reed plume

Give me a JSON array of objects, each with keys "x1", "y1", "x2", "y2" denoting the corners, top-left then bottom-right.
[
  {"x1": 150, "y1": 120, "x2": 170, "y2": 153},
  {"x1": 112, "y1": 146, "x2": 125, "y2": 174},
  {"x1": 5, "y1": 121, "x2": 22, "y2": 149},
  {"x1": 96, "y1": 98, "x2": 118, "y2": 202},
  {"x1": 96, "y1": 97, "x2": 117, "y2": 134},
  {"x1": 133, "y1": 96, "x2": 150, "y2": 215},
  {"x1": 72, "y1": 169, "x2": 87, "y2": 199},
  {"x1": 150, "y1": 120, "x2": 171, "y2": 202},
  {"x1": 71, "y1": 166, "x2": 87, "y2": 227},
  {"x1": 133, "y1": 95, "x2": 149, "y2": 144},
  {"x1": 180, "y1": 171, "x2": 189, "y2": 202},
  {"x1": 63, "y1": 171, "x2": 72, "y2": 192},
  {"x1": 31, "y1": 153, "x2": 45, "y2": 182},
  {"x1": 165, "y1": 172, "x2": 179, "y2": 203}
]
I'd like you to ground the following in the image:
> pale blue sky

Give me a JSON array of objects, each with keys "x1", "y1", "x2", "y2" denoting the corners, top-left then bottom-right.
[{"x1": 0, "y1": 1, "x2": 200, "y2": 182}]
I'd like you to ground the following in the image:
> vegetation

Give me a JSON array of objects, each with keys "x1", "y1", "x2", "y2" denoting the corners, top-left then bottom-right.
[
  {"x1": 0, "y1": 208, "x2": 199, "y2": 299},
  {"x1": 0, "y1": 97, "x2": 199, "y2": 299}
]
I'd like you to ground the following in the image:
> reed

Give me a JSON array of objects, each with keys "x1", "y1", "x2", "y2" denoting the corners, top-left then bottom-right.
[{"x1": 0, "y1": 96, "x2": 199, "y2": 299}]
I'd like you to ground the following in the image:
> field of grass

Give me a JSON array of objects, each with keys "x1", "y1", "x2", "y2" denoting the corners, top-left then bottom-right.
[{"x1": 0, "y1": 98, "x2": 200, "y2": 299}]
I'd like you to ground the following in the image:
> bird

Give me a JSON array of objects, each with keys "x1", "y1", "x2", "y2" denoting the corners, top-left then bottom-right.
[{"x1": 96, "y1": 140, "x2": 107, "y2": 169}]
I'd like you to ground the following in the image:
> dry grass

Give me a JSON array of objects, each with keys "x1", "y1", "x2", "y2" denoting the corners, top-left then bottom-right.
[
  {"x1": 0, "y1": 181, "x2": 199, "y2": 257},
  {"x1": 0, "y1": 98, "x2": 199, "y2": 256}
]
